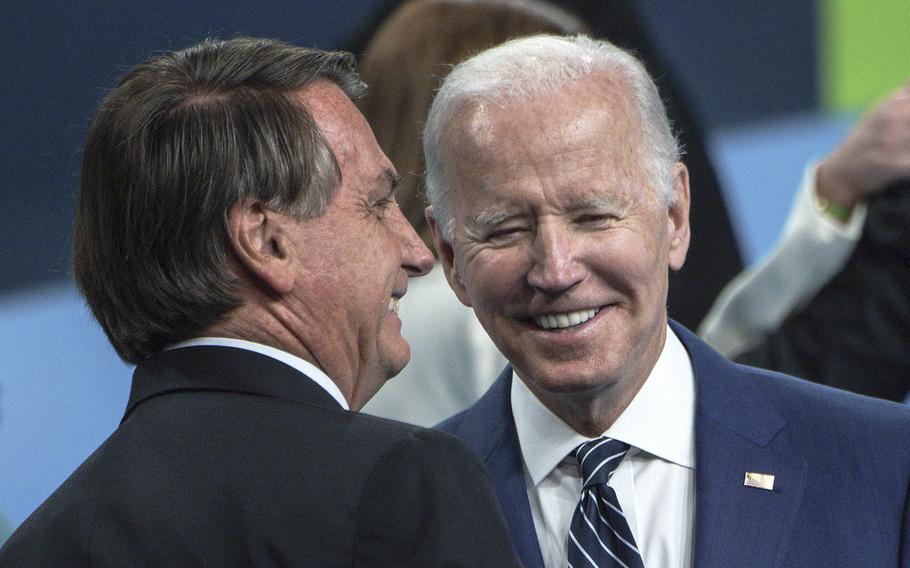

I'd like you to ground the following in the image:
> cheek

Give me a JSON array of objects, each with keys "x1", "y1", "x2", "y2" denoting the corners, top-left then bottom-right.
[
  {"x1": 460, "y1": 249, "x2": 528, "y2": 303},
  {"x1": 589, "y1": 231, "x2": 664, "y2": 287}
]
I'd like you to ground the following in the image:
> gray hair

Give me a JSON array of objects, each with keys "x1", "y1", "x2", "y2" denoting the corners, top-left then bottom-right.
[{"x1": 423, "y1": 34, "x2": 681, "y2": 240}]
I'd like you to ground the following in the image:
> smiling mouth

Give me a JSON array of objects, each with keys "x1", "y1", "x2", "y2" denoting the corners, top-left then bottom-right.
[
  {"x1": 533, "y1": 307, "x2": 600, "y2": 330},
  {"x1": 388, "y1": 297, "x2": 400, "y2": 313}
]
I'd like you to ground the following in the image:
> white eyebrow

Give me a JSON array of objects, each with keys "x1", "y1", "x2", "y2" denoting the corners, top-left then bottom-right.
[
  {"x1": 467, "y1": 209, "x2": 520, "y2": 228},
  {"x1": 565, "y1": 195, "x2": 624, "y2": 211},
  {"x1": 463, "y1": 190, "x2": 629, "y2": 231}
]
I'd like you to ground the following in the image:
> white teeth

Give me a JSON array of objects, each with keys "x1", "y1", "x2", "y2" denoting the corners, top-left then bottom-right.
[
  {"x1": 533, "y1": 308, "x2": 599, "y2": 330},
  {"x1": 388, "y1": 297, "x2": 400, "y2": 313}
]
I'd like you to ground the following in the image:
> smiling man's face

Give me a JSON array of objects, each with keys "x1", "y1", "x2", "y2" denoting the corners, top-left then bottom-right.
[
  {"x1": 285, "y1": 82, "x2": 433, "y2": 410},
  {"x1": 432, "y1": 77, "x2": 689, "y2": 425}
]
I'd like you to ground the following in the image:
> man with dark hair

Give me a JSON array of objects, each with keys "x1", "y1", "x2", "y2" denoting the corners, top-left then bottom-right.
[
  {"x1": 424, "y1": 35, "x2": 910, "y2": 567},
  {"x1": 0, "y1": 37, "x2": 520, "y2": 566}
]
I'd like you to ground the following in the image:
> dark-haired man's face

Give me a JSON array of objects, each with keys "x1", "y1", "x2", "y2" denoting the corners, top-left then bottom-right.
[{"x1": 284, "y1": 82, "x2": 433, "y2": 410}]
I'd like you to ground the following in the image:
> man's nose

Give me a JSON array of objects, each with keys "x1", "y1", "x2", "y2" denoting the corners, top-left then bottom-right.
[
  {"x1": 394, "y1": 207, "x2": 434, "y2": 277},
  {"x1": 526, "y1": 223, "x2": 585, "y2": 293}
]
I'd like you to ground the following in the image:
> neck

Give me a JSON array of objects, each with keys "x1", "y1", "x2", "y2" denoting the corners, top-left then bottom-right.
[
  {"x1": 529, "y1": 373, "x2": 648, "y2": 437},
  {"x1": 204, "y1": 298, "x2": 356, "y2": 404}
]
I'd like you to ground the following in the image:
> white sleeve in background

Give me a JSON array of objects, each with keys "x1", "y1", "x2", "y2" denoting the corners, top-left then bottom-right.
[{"x1": 698, "y1": 162, "x2": 867, "y2": 358}]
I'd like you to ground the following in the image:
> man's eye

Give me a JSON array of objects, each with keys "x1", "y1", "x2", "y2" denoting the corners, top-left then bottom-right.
[
  {"x1": 576, "y1": 213, "x2": 615, "y2": 226},
  {"x1": 372, "y1": 197, "x2": 397, "y2": 219},
  {"x1": 486, "y1": 226, "x2": 525, "y2": 243}
]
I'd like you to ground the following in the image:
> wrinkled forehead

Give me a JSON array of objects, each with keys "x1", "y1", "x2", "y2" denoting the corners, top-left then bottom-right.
[
  {"x1": 443, "y1": 79, "x2": 647, "y2": 192},
  {"x1": 448, "y1": 78, "x2": 641, "y2": 159},
  {"x1": 294, "y1": 81, "x2": 386, "y2": 168}
]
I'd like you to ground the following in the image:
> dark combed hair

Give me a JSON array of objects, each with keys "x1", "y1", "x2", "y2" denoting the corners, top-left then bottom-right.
[{"x1": 73, "y1": 37, "x2": 366, "y2": 364}]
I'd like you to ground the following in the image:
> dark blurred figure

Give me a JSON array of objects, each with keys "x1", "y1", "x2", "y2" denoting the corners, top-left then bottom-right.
[{"x1": 740, "y1": 181, "x2": 910, "y2": 400}]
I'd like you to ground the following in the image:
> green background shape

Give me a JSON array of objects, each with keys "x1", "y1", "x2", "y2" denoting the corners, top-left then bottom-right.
[{"x1": 821, "y1": 0, "x2": 910, "y2": 111}]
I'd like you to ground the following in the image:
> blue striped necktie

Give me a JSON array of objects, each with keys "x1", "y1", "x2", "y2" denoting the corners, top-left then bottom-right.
[{"x1": 567, "y1": 437, "x2": 645, "y2": 568}]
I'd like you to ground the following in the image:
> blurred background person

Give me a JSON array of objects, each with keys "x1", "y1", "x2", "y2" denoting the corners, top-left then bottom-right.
[{"x1": 356, "y1": 0, "x2": 910, "y2": 426}]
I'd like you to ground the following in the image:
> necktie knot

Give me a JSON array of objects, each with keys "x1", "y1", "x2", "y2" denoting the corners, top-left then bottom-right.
[{"x1": 574, "y1": 437, "x2": 630, "y2": 488}]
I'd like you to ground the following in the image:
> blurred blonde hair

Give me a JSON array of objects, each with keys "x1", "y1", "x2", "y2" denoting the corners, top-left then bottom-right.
[{"x1": 357, "y1": 0, "x2": 587, "y2": 250}]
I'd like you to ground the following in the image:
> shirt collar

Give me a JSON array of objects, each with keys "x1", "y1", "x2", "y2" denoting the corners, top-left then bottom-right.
[
  {"x1": 166, "y1": 337, "x2": 349, "y2": 410},
  {"x1": 512, "y1": 325, "x2": 695, "y2": 486}
]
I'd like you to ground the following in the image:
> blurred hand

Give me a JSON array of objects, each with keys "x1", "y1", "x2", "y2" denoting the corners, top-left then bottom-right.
[{"x1": 817, "y1": 83, "x2": 910, "y2": 210}]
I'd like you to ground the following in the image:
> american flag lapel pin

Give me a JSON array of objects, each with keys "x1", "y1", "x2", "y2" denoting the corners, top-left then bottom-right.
[{"x1": 743, "y1": 472, "x2": 775, "y2": 491}]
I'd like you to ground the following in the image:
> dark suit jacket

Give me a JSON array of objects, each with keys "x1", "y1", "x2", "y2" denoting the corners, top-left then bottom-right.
[
  {"x1": 439, "y1": 322, "x2": 910, "y2": 568},
  {"x1": 0, "y1": 346, "x2": 521, "y2": 567}
]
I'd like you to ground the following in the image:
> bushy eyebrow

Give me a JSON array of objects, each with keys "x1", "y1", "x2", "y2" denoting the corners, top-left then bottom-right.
[
  {"x1": 564, "y1": 195, "x2": 625, "y2": 211},
  {"x1": 467, "y1": 210, "x2": 522, "y2": 229},
  {"x1": 467, "y1": 194, "x2": 625, "y2": 229}
]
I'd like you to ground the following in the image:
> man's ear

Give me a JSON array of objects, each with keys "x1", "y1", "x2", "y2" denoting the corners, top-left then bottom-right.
[
  {"x1": 426, "y1": 206, "x2": 473, "y2": 307},
  {"x1": 667, "y1": 162, "x2": 691, "y2": 271},
  {"x1": 226, "y1": 197, "x2": 295, "y2": 294}
]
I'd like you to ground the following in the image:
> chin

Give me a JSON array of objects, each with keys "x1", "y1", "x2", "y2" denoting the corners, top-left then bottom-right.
[
  {"x1": 381, "y1": 342, "x2": 412, "y2": 380},
  {"x1": 517, "y1": 359, "x2": 623, "y2": 395}
]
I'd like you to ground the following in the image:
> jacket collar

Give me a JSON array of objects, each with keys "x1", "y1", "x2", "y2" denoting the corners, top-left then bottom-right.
[{"x1": 123, "y1": 345, "x2": 343, "y2": 423}]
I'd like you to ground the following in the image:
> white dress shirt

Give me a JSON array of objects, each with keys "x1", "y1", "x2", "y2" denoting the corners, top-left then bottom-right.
[
  {"x1": 167, "y1": 337, "x2": 349, "y2": 410},
  {"x1": 512, "y1": 325, "x2": 695, "y2": 568}
]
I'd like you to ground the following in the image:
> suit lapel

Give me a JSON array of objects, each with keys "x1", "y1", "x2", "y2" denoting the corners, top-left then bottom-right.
[
  {"x1": 448, "y1": 367, "x2": 546, "y2": 568},
  {"x1": 672, "y1": 323, "x2": 807, "y2": 568}
]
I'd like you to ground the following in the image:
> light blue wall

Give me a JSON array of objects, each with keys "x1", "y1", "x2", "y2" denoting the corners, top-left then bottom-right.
[
  {"x1": 709, "y1": 112, "x2": 858, "y2": 262},
  {"x1": 0, "y1": 284, "x2": 131, "y2": 529}
]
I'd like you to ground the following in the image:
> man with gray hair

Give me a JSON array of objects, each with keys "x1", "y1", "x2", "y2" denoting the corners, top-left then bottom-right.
[
  {"x1": 0, "y1": 37, "x2": 520, "y2": 566},
  {"x1": 426, "y1": 35, "x2": 910, "y2": 567}
]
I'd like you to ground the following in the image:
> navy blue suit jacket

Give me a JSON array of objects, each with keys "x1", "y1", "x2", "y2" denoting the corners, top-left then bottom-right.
[{"x1": 439, "y1": 322, "x2": 910, "y2": 567}]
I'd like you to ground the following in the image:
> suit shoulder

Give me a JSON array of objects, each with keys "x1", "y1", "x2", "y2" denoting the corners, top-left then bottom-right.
[
  {"x1": 346, "y1": 408, "x2": 464, "y2": 446},
  {"x1": 741, "y1": 364, "x2": 910, "y2": 435},
  {"x1": 352, "y1": 411, "x2": 481, "y2": 468},
  {"x1": 0, "y1": 452, "x2": 102, "y2": 565},
  {"x1": 350, "y1": 416, "x2": 520, "y2": 567},
  {"x1": 322, "y1": 409, "x2": 485, "y2": 479},
  {"x1": 434, "y1": 367, "x2": 513, "y2": 438}
]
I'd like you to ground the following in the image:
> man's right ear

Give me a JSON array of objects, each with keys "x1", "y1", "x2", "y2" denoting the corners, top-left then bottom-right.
[
  {"x1": 226, "y1": 197, "x2": 296, "y2": 295},
  {"x1": 426, "y1": 206, "x2": 472, "y2": 307}
]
